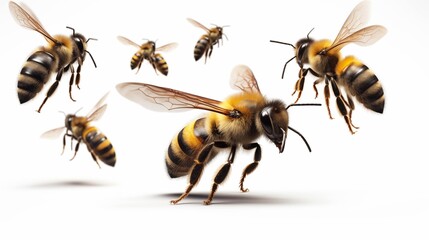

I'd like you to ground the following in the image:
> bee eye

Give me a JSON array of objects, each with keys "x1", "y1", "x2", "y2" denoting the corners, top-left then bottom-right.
[{"x1": 260, "y1": 109, "x2": 274, "y2": 136}]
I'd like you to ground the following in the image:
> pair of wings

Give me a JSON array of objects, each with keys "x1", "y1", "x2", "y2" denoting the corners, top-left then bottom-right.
[
  {"x1": 9, "y1": 1, "x2": 60, "y2": 45},
  {"x1": 116, "y1": 65, "x2": 260, "y2": 115},
  {"x1": 41, "y1": 93, "x2": 109, "y2": 139},
  {"x1": 325, "y1": 0, "x2": 387, "y2": 53},
  {"x1": 117, "y1": 36, "x2": 178, "y2": 52}
]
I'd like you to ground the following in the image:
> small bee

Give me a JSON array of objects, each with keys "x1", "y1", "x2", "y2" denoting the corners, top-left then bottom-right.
[
  {"x1": 117, "y1": 36, "x2": 177, "y2": 76},
  {"x1": 187, "y1": 18, "x2": 227, "y2": 63},
  {"x1": 270, "y1": 1, "x2": 387, "y2": 134},
  {"x1": 116, "y1": 65, "x2": 319, "y2": 205},
  {"x1": 41, "y1": 93, "x2": 116, "y2": 168},
  {"x1": 9, "y1": 1, "x2": 97, "y2": 113}
]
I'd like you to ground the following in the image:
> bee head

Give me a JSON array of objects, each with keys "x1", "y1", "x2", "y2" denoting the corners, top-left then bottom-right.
[
  {"x1": 259, "y1": 100, "x2": 289, "y2": 153},
  {"x1": 67, "y1": 26, "x2": 97, "y2": 68},
  {"x1": 64, "y1": 114, "x2": 75, "y2": 131}
]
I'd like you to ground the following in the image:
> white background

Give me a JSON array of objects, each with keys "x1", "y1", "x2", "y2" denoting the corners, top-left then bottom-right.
[{"x1": 1, "y1": 0, "x2": 428, "y2": 239}]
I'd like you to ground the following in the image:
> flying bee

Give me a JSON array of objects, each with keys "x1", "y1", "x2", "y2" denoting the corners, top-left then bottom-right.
[
  {"x1": 117, "y1": 36, "x2": 177, "y2": 76},
  {"x1": 41, "y1": 93, "x2": 116, "y2": 168},
  {"x1": 270, "y1": 1, "x2": 387, "y2": 134},
  {"x1": 187, "y1": 18, "x2": 228, "y2": 63},
  {"x1": 9, "y1": 1, "x2": 97, "y2": 113},
  {"x1": 116, "y1": 65, "x2": 320, "y2": 205}
]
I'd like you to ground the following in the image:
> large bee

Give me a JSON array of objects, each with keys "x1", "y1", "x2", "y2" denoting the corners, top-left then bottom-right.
[
  {"x1": 187, "y1": 18, "x2": 227, "y2": 63},
  {"x1": 270, "y1": 1, "x2": 386, "y2": 134},
  {"x1": 41, "y1": 93, "x2": 116, "y2": 168},
  {"x1": 117, "y1": 36, "x2": 177, "y2": 76},
  {"x1": 116, "y1": 65, "x2": 319, "y2": 205},
  {"x1": 9, "y1": 1, "x2": 97, "y2": 113}
]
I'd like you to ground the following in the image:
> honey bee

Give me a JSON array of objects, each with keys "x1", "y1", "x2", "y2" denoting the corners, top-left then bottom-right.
[
  {"x1": 41, "y1": 93, "x2": 116, "y2": 168},
  {"x1": 9, "y1": 1, "x2": 97, "y2": 113},
  {"x1": 116, "y1": 65, "x2": 320, "y2": 205},
  {"x1": 270, "y1": 1, "x2": 387, "y2": 134},
  {"x1": 187, "y1": 18, "x2": 227, "y2": 63},
  {"x1": 117, "y1": 36, "x2": 177, "y2": 76}
]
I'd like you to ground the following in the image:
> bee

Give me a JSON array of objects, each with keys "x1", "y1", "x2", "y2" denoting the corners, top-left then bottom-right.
[
  {"x1": 41, "y1": 93, "x2": 116, "y2": 168},
  {"x1": 187, "y1": 18, "x2": 227, "y2": 63},
  {"x1": 116, "y1": 65, "x2": 320, "y2": 205},
  {"x1": 117, "y1": 36, "x2": 178, "y2": 76},
  {"x1": 9, "y1": 1, "x2": 97, "y2": 113},
  {"x1": 270, "y1": 1, "x2": 387, "y2": 134}
]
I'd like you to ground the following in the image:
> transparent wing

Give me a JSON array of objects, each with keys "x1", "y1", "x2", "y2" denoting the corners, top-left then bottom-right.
[
  {"x1": 87, "y1": 93, "x2": 109, "y2": 121},
  {"x1": 9, "y1": 1, "x2": 57, "y2": 44},
  {"x1": 41, "y1": 126, "x2": 65, "y2": 139},
  {"x1": 328, "y1": 1, "x2": 387, "y2": 52},
  {"x1": 156, "y1": 42, "x2": 178, "y2": 52},
  {"x1": 116, "y1": 82, "x2": 234, "y2": 116},
  {"x1": 117, "y1": 36, "x2": 141, "y2": 48},
  {"x1": 187, "y1": 18, "x2": 210, "y2": 32},
  {"x1": 229, "y1": 65, "x2": 261, "y2": 94}
]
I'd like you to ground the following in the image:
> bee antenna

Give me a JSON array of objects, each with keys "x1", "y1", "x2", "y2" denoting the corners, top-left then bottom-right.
[
  {"x1": 282, "y1": 56, "x2": 296, "y2": 79},
  {"x1": 74, "y1": 107, "x2": 83, "y2": 115},
  {"x1": 269, "y1": 40, "x2": 296, "y2": 49},
  {"x1": 286, "y1": 103, "x2": 321, "y2": 110},
  {"x1": 86, "y1": 37, "x2": 98, "y2": 43},
  {"x1": 307, "y1": 28, "x2": 315, "y2": 39},
  {"x1": 58, "y1": 110, "x2": 66, "y2": 117},
  {"x1": 287, "y1": 126, "x2": 312, "y2": 152},
  {"x1": 66, "y1": 26, "x2": 75, "y2": 35},
  {"x1": 85, "y1": 50, "x2": 97, "y2": 68}
]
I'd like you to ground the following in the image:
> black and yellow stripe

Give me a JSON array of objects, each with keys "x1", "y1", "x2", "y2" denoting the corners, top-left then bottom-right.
[
  {"x1": 17, "y1": 49, "x2": 56, "y2": 104},
  {"x1": 165, "y1": 118, "x2": 212, "y2": 178},
  {"x1": 83, "y1": 126, "x2": 116, "y2": 167},
  {"x1": 152, "y1": 53, "x2": 169, "y2": 76},
  {"x1": 194, "y1": 36, "x2": 209, "y2": 61}
]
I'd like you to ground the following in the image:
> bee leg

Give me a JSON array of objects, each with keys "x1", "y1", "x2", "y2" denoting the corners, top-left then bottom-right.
[
  {"x1": 61, "y1": 132, "x2": 73, "y2": 155},
  {"x1": 239, "y1": 143, "x2": 261, "y2": 193},
  {"x1": 135, "y1": 59, "x2": 144, "y2": 74},
  {"x1": 87, "y1": 146, "x2": 101, "y2": 169},
  {"x1": 330, "y1": 77, "x2": 356, "y2": 134},
  {"x1": 312, "y1": 77, "x2": 324, "y2": 99},
  {"x1": 68, "y1": 65, "x2": 76, "y2": 101},
  {"x1": 75, "y1": 64, "x2": 82, "y2": 90},
  {"x1": 204, "y1": 143, "x2": 236, "y2": 205},
  {"x1": 346, "y1": 94, "x2": 359, "y2": 129},
  {"x1": 37, "y1": 68, "x2": 65, "y2": 113},
  {"x1": 70, "y1": 139, "x2": 82, "y2": 161},
  {"x1": 170, "y1": 143, "x2": 215, "y2": 205},
  {"x1": 324, "y1": 76, "x2": 334, "y2": 119}
]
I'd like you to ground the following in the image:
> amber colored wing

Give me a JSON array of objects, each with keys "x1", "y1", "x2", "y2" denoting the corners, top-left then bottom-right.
[
  {"x1": 327, "y1": 1, "x2": 387, "y2": 53},
  {"x1": 229, "y1": 65, "x2": 261, "y2": 94},
  {"x1": 116, "y1": 82, "x2": 235, "y2": 116},
  {"x1": 40, "y1": 126, "x2": 66, "y2": 139},
  {"x1": 9, "y1": 1, "x2": 58, "y2": 44},
  {"x1": 156, "y1": 42, "x2": 178, "y2": 52},
  {"x1": 87, "y1": 93, "x2": 109, "y2": 122}
]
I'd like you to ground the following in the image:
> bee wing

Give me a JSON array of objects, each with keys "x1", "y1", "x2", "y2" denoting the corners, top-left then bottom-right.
[
  {"x1": 156, "y1": 42, "x2": 178, "y2": 52},
  {"x1": 328, "y1": 1, "x2": 387, "y2": 52},
  {"x1": 229, "y1": 65, "x2": 261, "y2": 94},
  {"x1": 9, "y1": 1, "x2": 57, "y2": 44},
  {"x1": 117, "y1": 36, "x2": 141, "y2": 48},
  {"x1": 86, "y1": 93, "x2": 109, "y2": 121},
  {"x1": 41, "y1": 126, "x2": 66, "y2": 139},
  {"x1": 187, "y1": 18, "x2": 210, "y2": 32},
  {"x1": 116, "y1": 82, "x2": 234, "y2": 116}
]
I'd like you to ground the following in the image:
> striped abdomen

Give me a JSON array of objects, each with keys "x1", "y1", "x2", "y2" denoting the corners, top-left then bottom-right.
[
  {"x1": 131, "y1": 51, "x2": 143, "y2": 70},
  {"x1": 83, "y1": 126, "x2": 116, "y2": 167},
  {"x1": 337, "y1": 57, "x2": 384, "y2": 113},
  {"x1": 194, "y1": 35, "x2": 210, "y2": 61},
  {"x1": 166, "y1": 118, "x2": 214, "y2": 178},
  {"x1": 17, "y1": 50, "x2": 56, "y2": 104},
  {"x1": 151, "y1": 53, "x2": 169, "y2": 76}
]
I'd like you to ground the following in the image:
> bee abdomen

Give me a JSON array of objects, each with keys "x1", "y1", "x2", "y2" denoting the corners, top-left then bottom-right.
[
  {"x1": 84, "y1": 128, "x2": 116, "y2": 167},
  {"x1": 166, "y1": 118, "x2": 210, "y2": 178},
  {"x1": 17, "y1": 51, "x2": 56, "y2": 104},
  {"x1": 194, "y1": 36, "x2": 209, "y2": 61},
  {"x1": 152, "y1": 53, "x2": 169, "y2": 76},
  {"x1": 341, "y1": 64, "x2": 384, "y2": 113},
  {"x1": 131, "y1": 52, "x2": 142, "y2": 70}
]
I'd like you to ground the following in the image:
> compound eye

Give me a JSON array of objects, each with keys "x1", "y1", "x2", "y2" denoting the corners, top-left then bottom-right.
[{"x1": 260, "y1": 109, "x2": 274, "y2": 136}]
